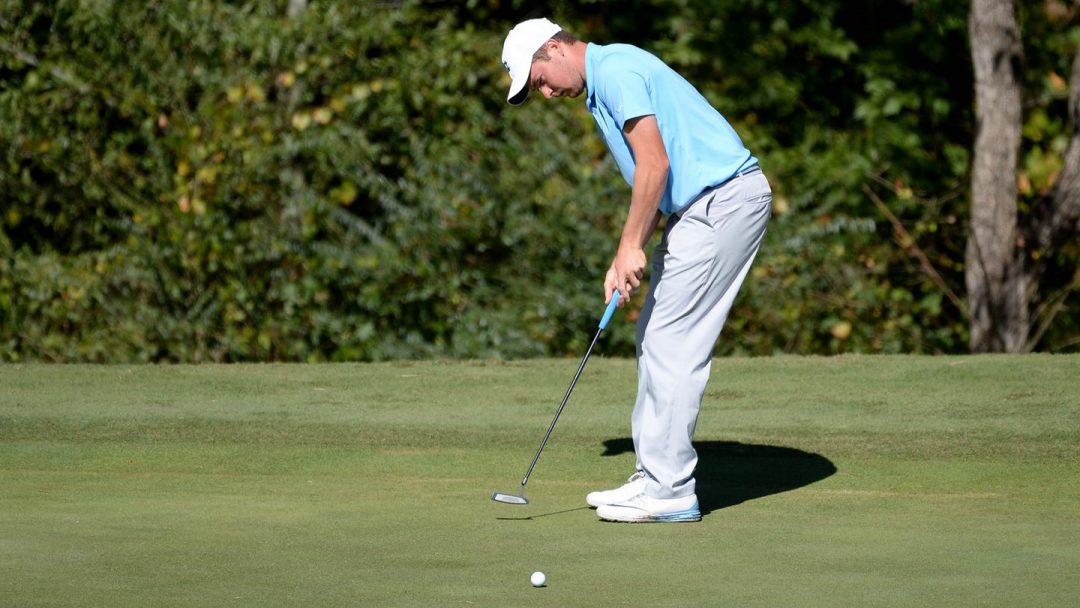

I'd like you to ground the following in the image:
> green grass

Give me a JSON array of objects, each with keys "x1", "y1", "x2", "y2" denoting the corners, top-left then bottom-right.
[{"x1": 1, "y1": 355, "x2": 1078, "y2": 607}]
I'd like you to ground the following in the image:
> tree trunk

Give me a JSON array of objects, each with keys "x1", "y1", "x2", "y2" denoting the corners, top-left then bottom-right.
[
  {"x1": 967, "y1": 0, "x2": 1028, "y2": 352},
  {"x1": 1033, "y1": 45, "x2": 1080, "y2": 258}
]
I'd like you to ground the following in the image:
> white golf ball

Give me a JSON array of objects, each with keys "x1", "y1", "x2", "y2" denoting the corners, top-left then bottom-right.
[{"x1": 530, "y1": 571, "x2": 546, "y2": 587}]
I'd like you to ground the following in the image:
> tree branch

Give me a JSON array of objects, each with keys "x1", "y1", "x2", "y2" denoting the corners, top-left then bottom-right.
[
  {"x1": 0, "y1": 40, "x2": 118, "y2": 108},
  {"x1": 862, "y1": 184, "x2": 969, "y2": 320},
  {"x1": 0, "y1": 41, "x2": 92, "y2": 96},
  {"x1": 1025, "y1": 277, "x2": 1079, "y2": 352}
]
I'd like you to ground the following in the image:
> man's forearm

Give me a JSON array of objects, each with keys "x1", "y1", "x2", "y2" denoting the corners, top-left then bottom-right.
[{"x1": 619, "y1": 163, "x2": 667, "y2": 252}]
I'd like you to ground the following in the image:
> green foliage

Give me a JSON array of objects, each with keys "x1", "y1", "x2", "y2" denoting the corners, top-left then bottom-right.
[
  {"x1": 1016, "y1": 0, "x2": 1080, "y2": 352},
  {"x1": 1, "y1": 0, "x2": 1077, "y2": 361},
  {"x1": 0, "y1": 1, "x2": 628, "y2": 361}
]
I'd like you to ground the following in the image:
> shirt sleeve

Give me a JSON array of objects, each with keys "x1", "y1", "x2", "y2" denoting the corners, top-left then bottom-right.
[{"x1": 593, "y1": 56, "x2": 655, "y2": 130}]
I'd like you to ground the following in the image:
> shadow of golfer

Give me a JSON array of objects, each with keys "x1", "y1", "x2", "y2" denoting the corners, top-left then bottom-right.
[{"x1": 601, "y1": 438, "x2": 836, "y2": 516}]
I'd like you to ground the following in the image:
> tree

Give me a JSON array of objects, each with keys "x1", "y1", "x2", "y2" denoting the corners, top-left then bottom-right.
[
  {"x1": 2, "y1": 1, "x2": 1075, "y2": 361},
  {"x1": 968, "y1": 0, "x2": 1080, "y2": 352}
]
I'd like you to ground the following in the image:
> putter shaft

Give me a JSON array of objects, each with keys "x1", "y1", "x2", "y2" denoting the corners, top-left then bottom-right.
[
  {"x1": 492, "y1": 292, "x2": 620, "y2": 505},
  {"x1": 518, "y1": 325, "x2": 604, "y2": 488}
]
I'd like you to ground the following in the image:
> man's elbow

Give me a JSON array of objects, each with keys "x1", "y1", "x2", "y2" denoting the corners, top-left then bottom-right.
[{"x1": 641, "y1": 156, "x2": 670, "y2": 177}]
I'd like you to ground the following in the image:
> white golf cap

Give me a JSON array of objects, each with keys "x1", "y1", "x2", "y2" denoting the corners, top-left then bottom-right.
[{"x1": 502, "y1": 18, "x2": 562, "y2": 105}]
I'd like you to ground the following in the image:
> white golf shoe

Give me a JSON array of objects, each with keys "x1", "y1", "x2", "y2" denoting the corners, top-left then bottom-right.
[
  {"x1": 596, "y1": 493, "x2": 701, "y2": 523},
  {"x1": 586, "y1": 472, "x2": 648, "y2": 508}
]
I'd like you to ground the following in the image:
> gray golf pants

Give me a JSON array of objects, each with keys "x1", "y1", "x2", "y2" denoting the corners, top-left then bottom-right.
[{"x1": 633, "y1": 169, "x2": 772, "y2": 499}]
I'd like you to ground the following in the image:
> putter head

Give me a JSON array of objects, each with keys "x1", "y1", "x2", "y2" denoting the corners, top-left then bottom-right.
[{"x1": 491, "y1": 490, "x2": 529, "y2": 505}]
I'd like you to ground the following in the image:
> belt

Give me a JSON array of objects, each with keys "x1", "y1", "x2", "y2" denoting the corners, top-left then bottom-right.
[
  {"x1": 722, "y1": 165, "x2": 762, "y2": 185},
  {"x1": 673, "y1": 166, "x2": 762, "y2": 218}
]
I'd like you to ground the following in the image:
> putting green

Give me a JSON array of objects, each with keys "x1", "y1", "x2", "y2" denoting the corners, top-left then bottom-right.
[{"x1": 1, "y1": 355, "x2": 1078, "y2": 606}]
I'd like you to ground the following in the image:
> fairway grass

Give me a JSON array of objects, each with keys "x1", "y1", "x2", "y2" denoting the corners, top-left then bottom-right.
[{"x1": 1, "y1": 355, "x2": 1078, "y2": 607}]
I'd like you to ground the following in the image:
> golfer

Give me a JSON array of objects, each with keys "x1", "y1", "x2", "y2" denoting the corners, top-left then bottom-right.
[{"x1": 502, "y1": 18, "x2": 772, "y2": 522}]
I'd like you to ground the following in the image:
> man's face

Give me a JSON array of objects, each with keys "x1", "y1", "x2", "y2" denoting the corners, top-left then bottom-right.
[{"x1": 529, "y1": 44, "x2": 584, "y2": 100}]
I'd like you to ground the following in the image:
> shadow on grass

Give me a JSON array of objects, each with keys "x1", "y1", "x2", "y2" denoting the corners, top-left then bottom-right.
[
  {"x1": 495, "y1": 506, "x2": 592, "y2": 521},
  {"x1": 601, "y1": 438, "x2": 837, "y2": 516}
]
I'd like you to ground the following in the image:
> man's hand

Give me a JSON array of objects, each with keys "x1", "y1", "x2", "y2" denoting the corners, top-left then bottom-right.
[{"x1": 605, "y1": 247, "x2": 646, "y2": 305}]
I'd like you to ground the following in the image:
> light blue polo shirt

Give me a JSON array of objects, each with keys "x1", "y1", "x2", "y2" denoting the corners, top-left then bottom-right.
[{"x1": 584, "y1": 43, "x2": 758, "y2": 216}]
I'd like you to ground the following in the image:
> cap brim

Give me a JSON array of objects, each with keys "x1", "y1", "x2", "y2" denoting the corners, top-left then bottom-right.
[{"x1": 506, "y1": 65, "x2": 530, "y2": 105}]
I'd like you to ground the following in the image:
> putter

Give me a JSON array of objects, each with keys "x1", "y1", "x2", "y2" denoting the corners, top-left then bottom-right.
[{"x1": 491, "y1": 290, "x2": 622, "y2": 505}]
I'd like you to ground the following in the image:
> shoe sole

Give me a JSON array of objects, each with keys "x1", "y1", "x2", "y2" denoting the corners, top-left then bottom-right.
[{"x1": 598, "y1": 504, "x2": 702, "y2": 523}]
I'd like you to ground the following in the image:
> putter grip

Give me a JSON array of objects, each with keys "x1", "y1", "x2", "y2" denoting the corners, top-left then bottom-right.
[{"x1": 599, "y1": 290, "x2": 620, "y2": 330}]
